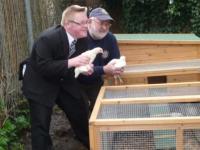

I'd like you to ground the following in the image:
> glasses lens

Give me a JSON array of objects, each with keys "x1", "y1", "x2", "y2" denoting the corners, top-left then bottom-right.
[{"x1": 70, "y1": 20, "x2": 88, "y2": 26}]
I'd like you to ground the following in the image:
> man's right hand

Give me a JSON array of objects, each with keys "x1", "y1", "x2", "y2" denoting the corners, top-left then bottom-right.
[{"x1": 68, "y1": 54, "x2": 90, "y2": 68}]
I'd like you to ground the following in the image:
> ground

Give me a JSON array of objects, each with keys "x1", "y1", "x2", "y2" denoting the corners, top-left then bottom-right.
[{"x1": 23, "y1": 108, "x2": 88, "y2": 150}]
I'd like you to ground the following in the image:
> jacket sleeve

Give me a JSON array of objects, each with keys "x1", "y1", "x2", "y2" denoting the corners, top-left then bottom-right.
[
  {"x1": 32, "y1": 36, "x2": 69, "y2": 79},
  {"x1": 93, "y1": 34, "x2": 121, "y2": 76}
]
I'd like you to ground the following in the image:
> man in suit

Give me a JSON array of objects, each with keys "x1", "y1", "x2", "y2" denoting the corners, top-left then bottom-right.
[{"x1": 22, "y1": 5, "x2": 91, "y2": 150}]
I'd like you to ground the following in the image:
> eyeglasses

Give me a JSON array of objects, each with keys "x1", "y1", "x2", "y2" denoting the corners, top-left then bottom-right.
[
  {"x1": 91, "y1": 19, "x2": 112, "y2": 28},
  {"x1": 69, "y1": 20, "x2": 88, "y2": 26}
]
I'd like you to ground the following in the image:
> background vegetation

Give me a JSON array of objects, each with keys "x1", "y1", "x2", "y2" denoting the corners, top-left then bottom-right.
[
  {"x1": 0, "y1": 0, "x2": 200, "y2": 149},
  {"x1": 104, "y1": 0, "x2": 200, "y2": 35}
]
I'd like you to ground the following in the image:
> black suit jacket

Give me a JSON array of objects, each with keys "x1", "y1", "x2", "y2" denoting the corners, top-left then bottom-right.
[{"x1": 22, "y1": 25, "x2": 87, "y2": 107}]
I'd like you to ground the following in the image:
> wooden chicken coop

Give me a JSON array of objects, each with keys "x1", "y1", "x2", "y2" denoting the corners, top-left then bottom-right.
[
  {"x1": 105, "y1": 34, "x2": 200, "y2": 85},
  {"x1": 89, "y1": 82, "x2": 200, "y2": 150}
]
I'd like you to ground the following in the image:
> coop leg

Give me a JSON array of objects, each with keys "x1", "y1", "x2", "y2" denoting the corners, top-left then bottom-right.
[{"x1": 176, "y1": 128, "x2": 183, "y2": 150}]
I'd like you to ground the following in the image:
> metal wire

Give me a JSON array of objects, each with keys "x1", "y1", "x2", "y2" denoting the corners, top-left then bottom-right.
[
  {"x1": 184, "y1": 129, "x2": 200, "y2": 150},
  {"x1": 104, "y1": 85, "x2": 200, "y2": 99},
  {"x1": 97, "y1": 102, "x2": 200, "y2": 119},
  {"x1": 99, "y1": 130, "x2": 176, "y2": 150}
]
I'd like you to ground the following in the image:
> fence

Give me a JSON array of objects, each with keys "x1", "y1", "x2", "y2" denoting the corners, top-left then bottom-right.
[{"x1": 0, "y1": 0, "x2": 83, "y2": 126}]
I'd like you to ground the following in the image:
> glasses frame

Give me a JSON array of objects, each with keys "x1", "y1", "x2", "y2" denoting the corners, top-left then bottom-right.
[{"x1": 69, "y1": 20, "x2": 88, "y2": 26}]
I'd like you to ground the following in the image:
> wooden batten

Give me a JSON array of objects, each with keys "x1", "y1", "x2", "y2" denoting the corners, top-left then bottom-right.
[
  {"x1": 89, "y1": 87, "x2": 106, "y2": 122},
  {"x1": 93, "y1": 117, "x2": 200, "y2": 126},
  {"x1": 176, "y1": 128, "x2": 183, "y2": 150},
  {"x1": 89, "y1": 125, "x2": 95, "y2": 150},
  {"x1": 101, "y1": 96, "x2": 200, "y2": 104},
  {"x1": 119, "y1": 44, "x2": 200, "y2": 65},
  {"x1": 104, "y1": 81, "x2": 200, "y2": 89}
]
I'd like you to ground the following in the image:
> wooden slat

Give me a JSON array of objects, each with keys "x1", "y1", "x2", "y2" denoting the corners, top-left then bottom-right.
[
  {"x1": 176, "y1": 128, "x2": 183, "y2": 150},
  {"x1": 103, "y1": 81, "x2": 200, "y2": 89},
  {"x1": 102, "y1": 96, "x2": 200, "y2": 104},
  {"x1": 168, "y1": 74, "x2": 200, "y2": 83},
  {"x1": 89, "y1": 87, "x2": 105, "y2": 123},
  {"x1": 89, "y1": 125, "x2": 95, "y2": 150},
  {"x1": 98, "y1": 124, "x2": 179, "y2": 132},
  {"x1": 119, "y1": 43, "x2": 200, "y2": 65},
  {"x1": 123, "y1": 69, "x2": 200, "y2": 77},
  {"x1": 93, "y1": 117, "x2": 200, "y2": 126},
  {"x1": 96, "y1": 124, "x2": 200, "y2": 132}
]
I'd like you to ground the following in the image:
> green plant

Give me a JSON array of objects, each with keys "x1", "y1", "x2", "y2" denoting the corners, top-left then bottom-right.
[
  {"x1": 0, "y1": 100, "x2": 30, "y2": 150},
  {"x1": 190, "y1": 0, "x2": 200, "y2": 37},
  {"x1": 103, "y1": 0, "x2": 200, "y2": 33}
]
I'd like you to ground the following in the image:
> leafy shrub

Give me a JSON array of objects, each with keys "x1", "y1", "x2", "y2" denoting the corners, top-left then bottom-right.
[
  {"x1": 104, "y1": 0, "x2": 200, "y2": 34},
  {"x1": 0, "y1": 100, "x2": 30, "y2": 150},
  {"x1": 190, "y1": 0, "x2": 200, "y2": 37}
]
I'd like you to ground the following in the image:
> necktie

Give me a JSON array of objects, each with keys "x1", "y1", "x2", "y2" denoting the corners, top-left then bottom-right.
[{"x1": 69, "y1": 40, "x2": 77, "y2": 57}]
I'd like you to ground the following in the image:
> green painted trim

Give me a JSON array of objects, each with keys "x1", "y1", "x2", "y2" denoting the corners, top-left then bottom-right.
[{"x1": 115, "y1": 34, "x2": 200, "y2": 41}]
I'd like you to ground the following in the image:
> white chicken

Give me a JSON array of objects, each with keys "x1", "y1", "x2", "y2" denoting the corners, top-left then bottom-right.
[
  {"x1": 113, "y1": 56, "x2": 126, "y2": 69},
  {"x1": 74, "y1": 47, "x2": 103, "y2": 78},
  {"x1": 112, "y1": 56, "x2": 127, "y2": 85}
]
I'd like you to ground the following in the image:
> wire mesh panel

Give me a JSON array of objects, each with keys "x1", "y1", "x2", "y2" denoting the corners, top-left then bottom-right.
[
  {"x1": 97, "y1": 102, "x2": 200, "y2": 119},
  {"x1": 104, "y1": 84, "x2": 200, "y2": 99},
  {"x1": 98, "y1": 130, "x2": 176, "y2": 150},
  {"x1": 184, "y1": 129, "x2": 200, "y2": 150}
]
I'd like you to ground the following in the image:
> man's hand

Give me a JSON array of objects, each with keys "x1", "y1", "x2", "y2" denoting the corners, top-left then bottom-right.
[
  {"x1": 103, "y1": 59, "x2": 124, "y2": 75},
  {"x1": 81, "y1": 64, "x2": 94, "y2": 76},
  {"x1": 104, "y1": 56, "x2": 126, "y2": 75},
  {"x1": 68, "y1": 54, "x2": 90, "y2": 68}
]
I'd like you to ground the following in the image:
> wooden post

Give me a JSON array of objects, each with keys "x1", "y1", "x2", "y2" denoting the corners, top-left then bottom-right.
[{"x1": 176, "y1": 128, "x2": 183, "y2": 150}]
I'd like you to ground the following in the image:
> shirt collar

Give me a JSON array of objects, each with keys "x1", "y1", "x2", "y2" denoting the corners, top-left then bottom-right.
[{"x1": 66, "y1": 32, "x2": 76, "y2": 46}]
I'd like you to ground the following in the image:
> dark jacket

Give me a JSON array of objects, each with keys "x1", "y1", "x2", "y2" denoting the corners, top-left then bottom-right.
[
  {"x1": 22, "y1": 25, "x2": 87, "y2": 107},
  {"x1": 78, "y1": 32, "x2": 120, "y2": 84}
]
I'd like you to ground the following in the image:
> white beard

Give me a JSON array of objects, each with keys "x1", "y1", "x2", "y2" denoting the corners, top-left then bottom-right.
[{"x1": 89, "y1": 25, "x2": 108, "y2": 40}]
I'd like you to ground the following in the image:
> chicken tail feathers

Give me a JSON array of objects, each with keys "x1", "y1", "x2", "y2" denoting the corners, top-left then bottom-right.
[{"x1": 74, "y1": 68, "x2": 80, "y2": 78}]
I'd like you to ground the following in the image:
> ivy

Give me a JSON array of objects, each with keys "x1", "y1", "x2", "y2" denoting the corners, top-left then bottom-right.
[
  {"x1": 190, "y1": 0, "x2": 200, "y2": 37},
  {"x1": 104, "y1": 0, "x2": 200, "y2": 34}
]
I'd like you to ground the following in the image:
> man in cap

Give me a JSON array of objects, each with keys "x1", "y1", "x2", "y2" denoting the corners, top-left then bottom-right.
[{"x1": 77, "y1": 7, "x2": 123, "y2": 113}]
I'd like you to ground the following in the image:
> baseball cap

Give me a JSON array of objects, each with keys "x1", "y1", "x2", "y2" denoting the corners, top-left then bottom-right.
[{"x1": 89, "y1": 7, "x2": 113, "y2": 21}]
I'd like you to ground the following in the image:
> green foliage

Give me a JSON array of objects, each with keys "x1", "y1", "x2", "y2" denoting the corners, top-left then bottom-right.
[
  {"x1": 104, "y1": 0, "x2": 200, "y2": 33},
  {"x1": 0, "y1": 100, "x2": 30, "y2": 150},
  {"x1": 190, "y1": 0, "x2": 200, "y2": 37}
]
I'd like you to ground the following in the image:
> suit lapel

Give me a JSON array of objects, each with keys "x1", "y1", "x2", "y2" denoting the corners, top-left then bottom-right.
[{"x1": 59, "y1": 26, "x2": 69, "y2": 58}]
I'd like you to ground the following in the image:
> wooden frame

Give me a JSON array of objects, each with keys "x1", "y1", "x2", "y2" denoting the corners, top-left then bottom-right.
[
  {"x1": 105, "y1": 59, "x2": 200, "y2": 85},
  {"x1": 89, "y1": 82, "x2": 200, "y2": 150},
  {"x1": 115, "y1": 34, "x2": 200, "y2": 65},
  {"x1": 104, "y1": 34, "x2": 200, "y2": 85}
]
